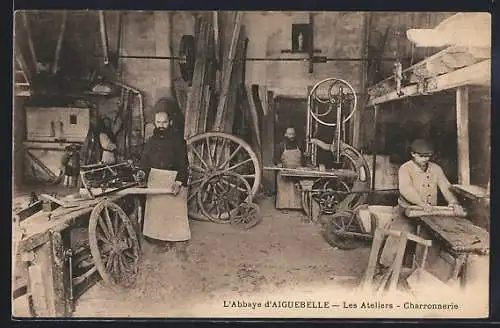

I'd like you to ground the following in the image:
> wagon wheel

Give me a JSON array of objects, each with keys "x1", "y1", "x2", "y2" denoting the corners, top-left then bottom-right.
[
  {"x1": 88, "y1": 200, "x2": 141, "y2": 290},
  {"x1": 187, "y1": 132, "x2": 262, "y2": 221},
  {"x1": 230, "y1": 202, "x2": 262, "y2": 230},
  {"x1": 197, "y1": 171, "x2": 253, "y2": 223},
  {"x1": 311, "y1": 178, "x2": 351, "y2": 215},
  {"x1": 321, "y1": 210, "x2": 364, "y2": 250}
]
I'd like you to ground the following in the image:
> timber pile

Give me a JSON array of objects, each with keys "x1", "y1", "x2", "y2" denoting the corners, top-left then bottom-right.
[
  {"x1": 183, "y1": 15, "x2": 215, "y2": 139},
  {"x1": 212, "y1": 12, "x2": 244, "y2": 133}
]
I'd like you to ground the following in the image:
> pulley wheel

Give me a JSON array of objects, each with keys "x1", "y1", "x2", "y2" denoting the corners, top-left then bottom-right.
[{"x1": 179, "y1": 35, "x2": 196, "y2": 86}]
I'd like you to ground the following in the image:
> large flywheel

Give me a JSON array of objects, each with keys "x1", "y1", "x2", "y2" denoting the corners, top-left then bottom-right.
[{"x1": 186, "y1": 132, "x2": 262, "y2": 221}]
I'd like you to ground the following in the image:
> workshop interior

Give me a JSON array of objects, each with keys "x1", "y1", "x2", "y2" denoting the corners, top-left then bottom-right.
[{"x1": 12, "y1": 11, "x2": 491, "y2": 317}]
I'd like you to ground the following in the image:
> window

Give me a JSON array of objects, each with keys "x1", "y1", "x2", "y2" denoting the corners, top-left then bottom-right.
[{"x1": 70, "y1": 114, "x2": 77, "y2": 125}]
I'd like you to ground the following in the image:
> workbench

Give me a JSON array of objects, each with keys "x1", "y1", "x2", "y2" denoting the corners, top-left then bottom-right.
[
  {"x1": 15, "y1": 193, "x2": 134, "y2": 317},
  {"x1": 414, "y1": 215, "x2": 489, "y2": 287},
  {"x1": 265, "y1": 166, "x2": 358, "y2": 220}
]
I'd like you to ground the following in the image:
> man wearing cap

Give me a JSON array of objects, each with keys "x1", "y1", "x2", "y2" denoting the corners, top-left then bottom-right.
[
  {"x1": 398, "y1": 138, "x2": 462, "y2": 213},
  {"x1": 140, "y1": 107, "x2": 190, "y2": 259}
]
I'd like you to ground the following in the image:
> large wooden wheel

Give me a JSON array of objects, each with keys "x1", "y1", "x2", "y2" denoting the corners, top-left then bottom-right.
[
  {"x1": 186, "y1": 132, "x2": 262, "y2": 221},
  {"x1": 197, "y1": 171, "x2": 252, "y2": 223},
  {"x1": 88, "y1": 200, "x2": 141, "y2": 290}
]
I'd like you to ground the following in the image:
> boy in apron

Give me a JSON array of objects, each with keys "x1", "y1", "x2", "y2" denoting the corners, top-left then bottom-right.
[
  {"x1": 275, "y1": 126, "x2": 304, "y2": 210},
  {"x1": 140, "y1": 109, "x2": 190, "y2": 259}
]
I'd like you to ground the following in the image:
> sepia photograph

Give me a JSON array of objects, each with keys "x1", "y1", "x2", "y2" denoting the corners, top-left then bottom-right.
[{"x1": 12, "y1": 10, "x2": 491, "y2": 319}]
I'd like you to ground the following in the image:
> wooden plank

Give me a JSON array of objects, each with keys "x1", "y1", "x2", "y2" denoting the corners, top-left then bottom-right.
[
  {"x1": 450, "y1": 184, "x2": 488, "y2": 200},
  {"x1": 417, "y1": 216, "x2": 489, "y2": 253},
  {"x1": 386, "y1": 232, "x2": 408, "y2": 291},
  {"x1": 213, "y1": 12, "x2": 243, "y2": 131},
  {"x1": 456, "y1": 86, "x2": 470, "y2": 185},
  {"x1": 49, "y1": 230, "x2": 72, "y2": 316},
  {"x1": 25, "y1": 149, "x2": 58, "y2": 180},
  {"x1": 220, "y1": 26, "x2": 247, "y2": 133},
  {"x1": 184, "y1": 19, "x2": 210, "y2": 139},
  {"x1": 359, "y1": 228, "x2": 385, "y2": 291},
  {"x1": 15, "y1": 200, "x2": 43, "y2": 222},
  {"x1": 261, "y1": 91, "x2": 275, "y2": 193},
  {"x1": 245, "y1": 85, "x2": 262, "y2": 157}
]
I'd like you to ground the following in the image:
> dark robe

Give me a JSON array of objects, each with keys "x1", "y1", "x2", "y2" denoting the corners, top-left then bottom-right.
[{"x1": 140, "y1": 128, "x2": 189, "y2": 186}]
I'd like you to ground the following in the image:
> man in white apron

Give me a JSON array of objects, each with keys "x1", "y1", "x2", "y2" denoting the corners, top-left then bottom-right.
[
  {"x1": 140, "y1": 109, "x2": 190, "y2": 259},
  {"x1": 275, "y1": 126, "x2": 304, "y2": 210}
]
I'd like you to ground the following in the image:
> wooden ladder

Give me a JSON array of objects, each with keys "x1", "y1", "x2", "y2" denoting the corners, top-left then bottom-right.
[{"x1": 14, "y1": 53, "x2": 31, "y2": 97}]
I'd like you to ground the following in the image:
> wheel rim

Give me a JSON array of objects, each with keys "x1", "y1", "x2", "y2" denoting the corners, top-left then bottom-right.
[
  {"x1": 308, "y1": 78, "x2": 358, "y2": 127},
  {"x1": 197, "y1": 171, "x2": 253, "y2": 223},
  {"x1": 186, "y1": 132, "x2": 262, "y2": 221},
  {"x1": 88, "y1": 200, "x2": 140, "y2": 290}
]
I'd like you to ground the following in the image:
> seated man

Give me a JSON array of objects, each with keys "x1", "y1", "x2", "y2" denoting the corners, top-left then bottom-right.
[
  {"x1": 398, "y1": 139, "x2": 462, "y2": 214},
  {"x1": 274, "y1": 125, "x2": 304, "y2": 210}
]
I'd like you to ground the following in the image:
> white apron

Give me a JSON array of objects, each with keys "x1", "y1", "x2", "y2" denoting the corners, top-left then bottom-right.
[
  {"x1": 143, "y1": 168, "x2": 191, "y2": 241},
  {"x1": 276, "y1": 147, "x2": 303, "y2": 209}
]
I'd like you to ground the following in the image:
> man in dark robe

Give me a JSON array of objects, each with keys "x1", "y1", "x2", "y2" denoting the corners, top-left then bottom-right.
[{"x1": 140, "y1": 109, "x2": 190, "y2": 258}]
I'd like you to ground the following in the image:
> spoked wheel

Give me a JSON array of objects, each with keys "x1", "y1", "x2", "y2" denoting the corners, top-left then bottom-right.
[
  {"x1": 312, "y1": 178, "x2": 351, "y2": 215},
  {"x1": 88, "y1": 200, "x2": 141, "y2": 290},
  {"x1": 230, "y1": 202, "x2": 262, "y2": 230},
  {"x1": 321, "y1": 210, "x2": 364, "y2": 250},
  {"x1": 187, "y1": 132, "x2": 262, "y2": 221},
  {"x1": 197, "y1": 171, "x2": 253, "y2": 223}
]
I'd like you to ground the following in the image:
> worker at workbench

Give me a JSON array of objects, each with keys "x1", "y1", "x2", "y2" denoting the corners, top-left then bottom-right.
[
  {"x1": 398, "y1": 139, "x2": 463, "y2": 213},
  {"x1": 274, "y1": 125, "x2": 305, "y2": 210},
  {"x1": 140, "y1": 108, "x2": 190, "y2": 259}
]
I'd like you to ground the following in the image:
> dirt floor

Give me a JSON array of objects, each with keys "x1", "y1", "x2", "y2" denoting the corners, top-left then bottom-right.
[
  {"x1": 12, "y1": 185, "x2": 373, "y2": 318},
  {"x1": 12, "y1": 189, "x2": 490, "y2": 318},
  {"x1": 71, "y1": 197, "x2": 370, "y2": 317}
]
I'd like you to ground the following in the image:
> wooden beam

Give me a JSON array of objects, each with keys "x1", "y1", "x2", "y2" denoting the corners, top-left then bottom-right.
[
  {"x1": 353, "y1": 12, "x2": 370, "y2": 148},
  {"x1": 308, "y1": 12, "x2": 315, "y2": 74},
  {"x1": 456, "y1": 86, "x2": 470, "y2": 185},
  {"x1": 52, "y1": 11, "x2": 68, "y2": 75},
  {"x1": 261, "y1": 91, "x2": 275, "y2": 193},
  {"x1": 213, "y1": 12, "x2": 243, "y2": 130},
  {"x1": 367, "y1": 60, "x2": 490, "y2": 107},
  {"x1": 184, "y1": 19, "x2": 210, "y2": 139},
  {"x1": 245, "y1": 85, "x2": 262, "y2": 160},
  {"x1": 21, "y1": 12, "x2": 39, "y2": 74}
]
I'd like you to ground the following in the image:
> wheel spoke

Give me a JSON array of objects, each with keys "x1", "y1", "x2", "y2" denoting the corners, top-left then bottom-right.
[
  {"x1": 240, "y1": 174, "x2": 256, "y2": 179},
  {"x1": 112, "y1": 209, "x2": 120, "y2": 235},
  {"x1": 190, "y1": 145, "x2": 209, "y2": 169},
  {"x1": 218, "y1": 144, "x2": 242, "y2": 169},
  {"x1": 225, "y1": 158, "x2": 253, "y2": 172},
  {"x1": 330, "y1": 219, "x2": 343, "y2": 230},
  {"x1": 188, "y1": 183, "x2": 205, "y2": 202},
  {"x1": 190, "y1": 177, "x2": 205, "y2": 186},
  {"x1": 105, "y1": 252, "x2": 114, "y2": 271},
  {"x1": 123, "y1": 250, "x2": 137, "y2": 260},
  {"x1": 97, "y1": 231, "x2": 112, "y2": 246},
  {"x1": 98, "y1": 215, "x2": 112, "y2": 240},
  {"x1": 205, "y1": 137, "x2": 215, "y2": 168},
  {"x1": 104, "y1": 206, "x2": 115, "y2": 236},
  {"x1": 190, "y1": 164, "x2": 205, "y2": 173},
  {"x1": 215, "y1": 137, "x2": 229, "y2": 168}
]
